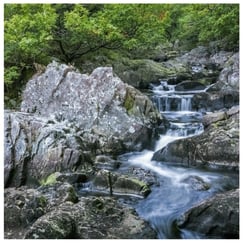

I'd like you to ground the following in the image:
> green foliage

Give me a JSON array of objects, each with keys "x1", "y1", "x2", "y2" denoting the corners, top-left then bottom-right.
[
  {"x1": 4, "y1": 66, "x2": 20, "y2": 86},
  {"x1": 40, "y1": 172, "x2": 60, "y2": 186},
  {"x1": 4, "y1": 3, "x2": 239, "y2": 103},
  {"x1": 4, "y1": 4, "x2": 57, "y2": 87},
  {"x1": 168, "y1": 4, "x2": 239, "y2": 50}
]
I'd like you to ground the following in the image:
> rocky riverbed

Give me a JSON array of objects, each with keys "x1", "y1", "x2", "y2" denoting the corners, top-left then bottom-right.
[{"x1": 4, "y1": 46, "x2": 239, "y2": 239}]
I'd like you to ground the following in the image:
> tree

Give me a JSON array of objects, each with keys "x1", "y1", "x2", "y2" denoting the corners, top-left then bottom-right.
[
  {"x1": 49, "y1": 4, "x2": 168, "y2": 63},
  {"x1": 173, "y1": 4, "x2": 239, "y2": 50},
  {"x1": 4, "y1": 4, "x2": 57, "y2": 86}
]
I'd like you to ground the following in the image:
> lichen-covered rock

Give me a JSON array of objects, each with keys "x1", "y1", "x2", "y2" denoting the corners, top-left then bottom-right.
[
  {"x1": 21, "y1": 62, "x2": 161, "y2": 134},
  {"x1": 152, "y1": 106, "x2": 239, "y2": 170},
  {"x1": 4, "y1": 183, "x2": 77, "y2": 239},
  {"x1": 24, "y1": 197, "x2": 157, "y2": 239},
  {"x1": 177, "y1": 189, "x2": 239, "y2": 239}
]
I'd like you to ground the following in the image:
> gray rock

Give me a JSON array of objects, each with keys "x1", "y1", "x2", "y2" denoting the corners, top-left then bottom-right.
[
  {"x1": 5, "y1": 63, "x2": 162, "y2": 187},
  {"x1": 202, "y1": 111, "x2": 227, "y2": 127},
  {"x1": 21, "y1": 62, "x2": 161, "y2": 132},
  {"x1": 177, "y1": 189, "x2": 239, "y2": 239},
  {"x1": 192, "y1": 90, "x2": 239, "y2": 112}
]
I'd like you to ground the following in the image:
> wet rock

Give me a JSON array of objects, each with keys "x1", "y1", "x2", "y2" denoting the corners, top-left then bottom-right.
[
  {"x1": 94, "y1": 155, "x2": 121, "y2": 170},
  {"x1": 175, "y1": 81, "x2": 206, "y2": 91},
  {"x1": 152, "y1": 107, "x2": 239, "y2": 171},
  {"x1": 177, "y1": 189, "x2": 239, "y2": 239},
  {"x1": 192, "y1": 90, "x2": 239, "y2": 112},
  {"x1": 125, "y1": 167, "x2": 159, "y2": 186},
  {"x1": 24, "y1": 197, "x2": 157, "y2": 239},
  {"x1": 93, "y1": 170, "x2": 151, "y2": 197},
  {"x1": 55, "y1": 172, "x2": 88, "y2": 185},
  {"x1": 180, "y1": 175, "x2": 210, "y2": 191},
  {"x1": 197, "y1": 52, "x2": 239, "y2": 111}
]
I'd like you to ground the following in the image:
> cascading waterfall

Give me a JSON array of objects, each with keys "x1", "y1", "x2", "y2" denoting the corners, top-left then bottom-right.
[{"x1": 118, "y1": 80, "x2": 238, "y2": 239}]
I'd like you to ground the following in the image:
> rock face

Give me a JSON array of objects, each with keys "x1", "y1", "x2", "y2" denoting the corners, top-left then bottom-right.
[
  {"x1": 177, "y1": 189, "x2": 239, "y2": 239},
  {"x1": 152, "y1": 106, "x2": 239, "y2": 170},
  {"x1": 4, "y1": 62, "x2": 162, "y2": 187}
]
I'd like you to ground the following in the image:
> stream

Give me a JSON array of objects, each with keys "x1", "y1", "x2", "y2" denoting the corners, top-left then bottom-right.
[{"x1": 117, "y1": 81, "x2": 239, "y2": 239}]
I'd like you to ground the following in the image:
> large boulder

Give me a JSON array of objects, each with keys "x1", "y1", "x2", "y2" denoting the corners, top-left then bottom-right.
[
  {"x1": 152, "y1": 106, "x2": 239, "y2": 170},
  {"x1": 5, "y1": 62, "x2": 162, "y2": 187},
  {"x1": 177, "y1": 189, "x2": 239, "y2": 239},
  {"x1": 21, "y1": 62, "x2": 162, "y2": 152}
]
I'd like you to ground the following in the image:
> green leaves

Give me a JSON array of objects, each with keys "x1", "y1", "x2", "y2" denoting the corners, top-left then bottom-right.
[
  {"x1": 170, "y1": 4, "x2": 239, "y2": 50},
  {"x1": 4, "y1": 3, "x2": 239, "y2": 89},
  {"x1": 4, "y1": 4, "x2": 57, "y2": 85}
]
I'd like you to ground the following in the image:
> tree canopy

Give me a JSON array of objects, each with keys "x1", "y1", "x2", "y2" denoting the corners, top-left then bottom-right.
[{"x1": 4, "y1": 3, "x2": 239, "y2": 89}]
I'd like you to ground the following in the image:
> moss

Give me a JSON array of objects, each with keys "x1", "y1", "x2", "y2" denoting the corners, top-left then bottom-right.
[
  {"x1": 40, "y1": 172, "x2": 60, "y2": 186},
  {"x1": 130, "y1": 178, "x2": 151, "y2": 196},
  {"x1": 37, "y1": 195, "x2": 48, "y2": 208},
  {"x1": 123, "y1": 91, "x2": 135, "y2": 115},
  {"x1": 66, "y1": 186, "x2": 78, "y2": 203}
]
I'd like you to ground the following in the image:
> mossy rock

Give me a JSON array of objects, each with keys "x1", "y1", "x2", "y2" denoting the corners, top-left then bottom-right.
[{"x1": 113, "y1": 175, "x2": 151, "y2": 197}]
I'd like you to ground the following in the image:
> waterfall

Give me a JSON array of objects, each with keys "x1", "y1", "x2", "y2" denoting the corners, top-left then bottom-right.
[{"x1": 117, "y1": 80, "x2": 238, "y2": 239}]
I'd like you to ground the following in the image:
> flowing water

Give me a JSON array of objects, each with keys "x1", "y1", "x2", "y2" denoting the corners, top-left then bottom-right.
[{"x1": 117, "y1": 81, "x2": 239, "y2": 239}]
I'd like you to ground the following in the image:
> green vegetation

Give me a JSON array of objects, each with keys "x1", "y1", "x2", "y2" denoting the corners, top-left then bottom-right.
[
  {"x1": 40, "y1": 172, "x2": 60, "y2": 186},
  {"x1": 4, "y1": 3, "x2": 239, "y2": 102}
]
